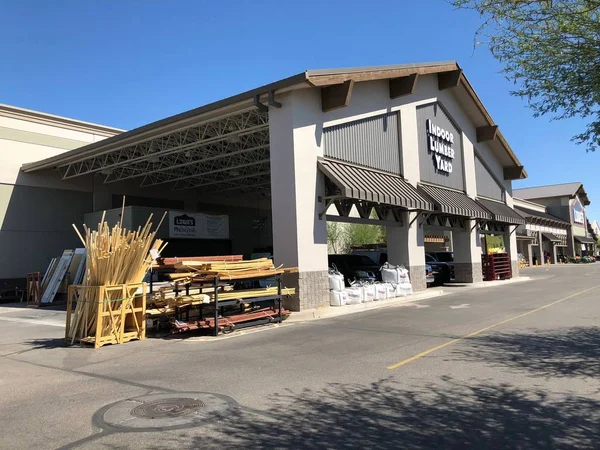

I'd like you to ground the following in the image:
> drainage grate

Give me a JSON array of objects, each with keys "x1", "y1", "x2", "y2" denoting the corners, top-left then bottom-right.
[{"x1": 130, "y1": 398, "x2": 204, "y2": 419}]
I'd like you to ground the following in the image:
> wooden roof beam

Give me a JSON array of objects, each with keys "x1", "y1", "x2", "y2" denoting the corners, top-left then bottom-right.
[
  {"x1": 389, "y1": 73, "x2": 419, "y2": 99},
  {"x1": 321, "y1": 80, "x2": 355, "y2": 113},
  {"x1": 476, "y1": 125, "x2": 499, "y2": 143},
  {"x1": 503, "y1": 165, "x2": 526, "y2": 180},
  {"x1": 438, "y1": 69, "x2": 463, "y2": 91}
]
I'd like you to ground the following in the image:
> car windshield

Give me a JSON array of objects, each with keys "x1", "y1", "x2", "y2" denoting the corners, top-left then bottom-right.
[
  {"x1": 434, "y1": 253, "x2": 454, "y2": 262},
  {"x1": 426, "y1": 254, "x2": 436, "y2": 262},
  {"x1": 348, "y1": 255, "x2": 378, "y2": 265}
]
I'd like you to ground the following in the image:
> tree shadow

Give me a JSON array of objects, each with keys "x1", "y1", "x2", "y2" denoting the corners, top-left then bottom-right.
[
  {"x1": 22, "y1": 338, "x2": 69, "y2": 350},
  {"x1": 139, "y1": 379, "x2": 600, "y2": 450},
  {"x1": 455, "y1": 326, "x2": 600, "y2": 378}
]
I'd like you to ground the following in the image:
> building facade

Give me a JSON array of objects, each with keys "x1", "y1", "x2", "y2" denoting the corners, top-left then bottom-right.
[
  {"x1": 514, "y1": 183, "x2": 596, "y2": 258},
  {"x1": 0, "y1": 104, "x2": 122, "y2": 290},
  {"x1": 16, "y1": 62, "x2": 527, "y2": 309}
]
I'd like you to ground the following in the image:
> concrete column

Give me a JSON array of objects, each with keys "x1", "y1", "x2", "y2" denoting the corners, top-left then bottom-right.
[
  {"x1": 503, "y1": 227, "x2": 519, "y2": 277},
  {"x1": 537, "y1": 231, "x2": 544, "y2": 265},
  {"x1": 504, "y1": 195, "x2": 519, "y2": 276},
  {"x1": 527, "y1": 243, "x2": 533, "y2": 267},
  {"x1": 567, "y1": 227, "x2": 575, "y2": 257},
  {"x1": 452, "y1": 221, "x2": 483, "y2": 283},
  {"x1": 269, "y1": 89, "x2": 328, "y2": 311},
  {"x1": 552, "y1": 244, "x2": 558, "y2": 264},
  {"x1": 386, "y1": 211, "x2": 426, "y2": 291}
]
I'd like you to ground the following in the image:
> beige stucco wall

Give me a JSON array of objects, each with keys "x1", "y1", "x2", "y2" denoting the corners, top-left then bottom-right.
[{"x1": 0, "y1": 107, "x2": 121, "y2": 281}]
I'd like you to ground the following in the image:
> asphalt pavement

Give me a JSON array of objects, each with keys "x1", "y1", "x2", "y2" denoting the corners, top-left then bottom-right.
[{"x1": 1, "y1": 263, "x2": 599, "y2": 449}]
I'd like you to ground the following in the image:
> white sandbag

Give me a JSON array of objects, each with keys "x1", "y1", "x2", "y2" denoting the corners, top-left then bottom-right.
[
  {"x1": 363, "y1": 284, "x2": 376, "y2": 302},
  {"x1": 330, "y1": 290, "x2": 348, "y2": 307},
  {"x1": 384, "y1": 283, "x2": 395, "y2": 299},
  {"x1": 395, "y1": 282, "x2": 413, "y2": 296},
  {"x1": 344, "y1": 286, "x2": 364, "y2": 305},
  {"x1": 375, "y1": 284, "x2": 387, "y2": 300},
  {"x1": 328, "y1": 268, "x2": 345, "y2": 292},
  {"x1": 381, "y1": 263, "x2": 410, "y2": 285}
]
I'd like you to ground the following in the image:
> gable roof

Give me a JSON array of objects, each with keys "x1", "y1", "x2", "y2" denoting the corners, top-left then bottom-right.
[
  {"x1": 514, "y1": 182, "x2": 590, "y2": 205},
  {"x1": 21, "y1": 61, "x2": 525, "y2": 181}
]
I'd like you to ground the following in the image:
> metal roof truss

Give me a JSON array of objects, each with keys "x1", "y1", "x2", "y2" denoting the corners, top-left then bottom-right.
[{"x1": 56, "y1": 107, "x2": 271, "y2": 194}]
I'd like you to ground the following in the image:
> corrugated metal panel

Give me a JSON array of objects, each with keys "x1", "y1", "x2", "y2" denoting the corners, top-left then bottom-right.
[
  {"x1": 477, "y1": 197, "x2": 525, "y2": 225},
  {"x1": 418, "y1": 183, "x2": 491, "y2": 219},
  {"x1": 514, "y1": 207, "x2": 570, "y2": 227},
  {"x1": 318, "y1": 158, "x2": 433, "y2": 211},
  {"x1": 416, "y1": 103, "x2": 464, "y2": 191},
  {"x1": 475, "y1": 155, "x2": 504, "y2": 201},
  {"x1": 574, "y1": 236, "x2": 596, "y2": 244},
  {"x1": 323, "y1": 113, "x2": 401, "y2": 174},
  {"x1": 542, "y1": 233, "x2": 561, "y2": 242}
]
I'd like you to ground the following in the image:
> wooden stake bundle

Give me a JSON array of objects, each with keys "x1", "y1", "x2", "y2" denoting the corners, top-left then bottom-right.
[{"x1": 67, "y1": 208, "x2": 167, "y2": 343}]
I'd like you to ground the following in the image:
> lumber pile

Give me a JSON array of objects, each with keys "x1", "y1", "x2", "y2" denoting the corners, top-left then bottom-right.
[
  {"x1": 66, "y1": 210, "x2": 166, "y2": 347},
  {"x1": 170, "y1": 258, "x2": 298, "y2": 282},
  {"x1": 145, "y1": 256, "x2": 298, "y2": 335}
]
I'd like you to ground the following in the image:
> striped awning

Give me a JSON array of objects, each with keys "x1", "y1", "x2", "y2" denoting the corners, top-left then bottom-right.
[
  {"x1": 477, "y1": 198, "x2": 526, "y2": 225},
  {"x1": 417, "y1": 183, "x2": 491, "y2": 219},
  {"x1": 574, "y1": 236, "x2": 596, "y2": 245},
  {"x1": 318, "y1": 158, "x2": 433, "y2": 211},
  {"x1": 542, "y1": 233, "x2": 561, "y2": 242}
]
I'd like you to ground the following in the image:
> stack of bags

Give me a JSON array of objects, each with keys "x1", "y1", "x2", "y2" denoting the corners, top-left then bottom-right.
[
  {"x1": 328, "y1": 268, "x2": 348, "y2": 306},
  {"x1": 381, "y1": 263, "x2": 413, "y2": 297}
]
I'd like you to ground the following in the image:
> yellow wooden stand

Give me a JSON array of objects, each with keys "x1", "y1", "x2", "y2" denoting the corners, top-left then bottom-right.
[{"x1": 66, "y1": 283, "x2": 146, "y2": 349}]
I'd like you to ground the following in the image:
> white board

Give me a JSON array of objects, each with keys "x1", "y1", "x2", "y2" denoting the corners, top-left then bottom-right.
[{"x1": 41, "y1": 250, "x2": 74, "y2": 304}]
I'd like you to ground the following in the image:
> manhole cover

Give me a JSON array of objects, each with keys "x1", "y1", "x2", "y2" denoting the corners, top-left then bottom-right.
[
  {"x1": 130, "y1": 398, "x2": 205, "y2": 419},
  {"x1": 98, "y1": 392, "x2": 236, "y2": 431}
]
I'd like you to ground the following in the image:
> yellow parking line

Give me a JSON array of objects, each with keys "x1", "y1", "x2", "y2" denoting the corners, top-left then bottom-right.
[{"x1": 387, "y1": 284, "x2": 600, "y2": 370}]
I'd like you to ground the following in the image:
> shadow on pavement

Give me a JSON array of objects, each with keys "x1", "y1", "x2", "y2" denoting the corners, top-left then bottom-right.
[
  {"x1": 23, "y1": 338, "x2": 69, "y2": 350},
  {"x1": 456, "y1": 326, "x2": 600, "y2": 378},
  {"x1": 138, "y1": 379, "x2": 600, "y2": 450}
]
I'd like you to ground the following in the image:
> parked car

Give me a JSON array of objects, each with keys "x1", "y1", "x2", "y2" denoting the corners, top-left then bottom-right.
[
  {"x1": 351, "y1": 249, "x2": 388, "y2": 265},
  {"x1": 427, "y1": 251, "x2": 454, "y2": 263},
  {"x1": 425, "y1": 253, "x2": 451, "y2": 285},
  {"x1": 426, "y1": 251, "x2": 455, "y2": 280},
  {"x1": 328, "y1": 254, "x2": 382, "y2": 286},
  {"x1": 425, "y1": 264, "x2": 435, "y2": 285}
]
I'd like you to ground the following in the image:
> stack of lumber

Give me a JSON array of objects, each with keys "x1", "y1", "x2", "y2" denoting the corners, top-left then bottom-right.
[
  {"x1": 66, "y1": 209, "x2": 166, "y2": 345},
  {"x1": 152, "y1": 255, "x2": 242, "y2": 269},
  {"x1": 169, "y1": 258, "x2": 298, "y2": 282}
]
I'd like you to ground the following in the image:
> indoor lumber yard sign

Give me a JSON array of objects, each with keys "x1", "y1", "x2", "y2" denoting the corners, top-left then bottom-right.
[{"x1": 426, "y1": 119, "x2": 455, "y2": 174}]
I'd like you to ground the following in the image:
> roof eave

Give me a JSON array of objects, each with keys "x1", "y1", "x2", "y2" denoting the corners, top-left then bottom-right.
[{"x1": 21, "y1": 71, "x2": 310, "y2": 173}]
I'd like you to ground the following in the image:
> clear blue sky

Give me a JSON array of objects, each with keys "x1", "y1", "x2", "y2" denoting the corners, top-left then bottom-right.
[{"x1": 1, "y1": 0, "x2": 598, "y2": 220}]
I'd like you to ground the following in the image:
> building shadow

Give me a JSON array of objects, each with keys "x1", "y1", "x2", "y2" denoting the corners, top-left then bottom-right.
[
  {"x1": 139, "y1": 378, "x2": 600, "y2": 449},
  {"x1": 455, "y1": 326, "x2": 600, "y2": 378}
]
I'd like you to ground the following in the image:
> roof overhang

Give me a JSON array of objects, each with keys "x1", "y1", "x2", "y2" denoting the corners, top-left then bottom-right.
[{"x1": 21, "y1": 61, "x2": 526, "y2": 190}]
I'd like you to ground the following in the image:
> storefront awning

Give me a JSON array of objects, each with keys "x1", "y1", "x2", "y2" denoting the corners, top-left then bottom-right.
[
  {"x1": 318, "y1": 158, "x2": 434, "y2": 211},
  {"x1": 516, "y1": 234, "x2": 535, "y2": 240},
  {"x1": 476, "y1": 198, "x2": 526, "y2": 225},
  {"x1": 417, "y1": 184, "x2": 491, "y2": 219},
  {"x1": 574, "y1": 236, "x2": 596, "y2": 245},
  {"x1": 542, "y1": 233, "x2": 561, "y2": 243}
]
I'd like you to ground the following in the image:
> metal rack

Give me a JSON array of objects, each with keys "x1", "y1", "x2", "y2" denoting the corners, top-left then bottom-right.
[{"x1": 168, "y1": 274, "x2": 285, "y2": 336}]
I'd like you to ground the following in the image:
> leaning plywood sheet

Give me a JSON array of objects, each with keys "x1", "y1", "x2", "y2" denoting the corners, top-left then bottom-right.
[
  {"x1": 41, "y1": 250, "x2": 74, "y2": 304},
  {"x1": 41, "y1": 258, "x2": 58, "y2": 292},
  {"x1": 73, "y1": 252, "x2": 87, "y2": 285},
  {"x1": 66, "y1": 248, "x2": 86, "y2": 285}
]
